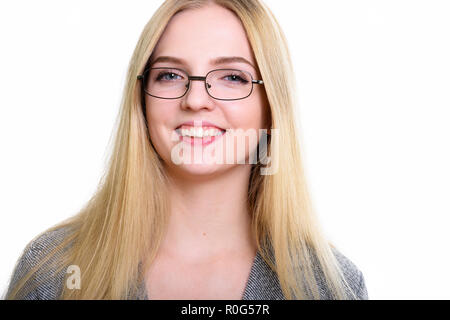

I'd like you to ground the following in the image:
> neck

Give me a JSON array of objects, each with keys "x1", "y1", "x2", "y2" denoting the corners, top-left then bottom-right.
[{"x1": 160, "y1": 164, "x2": 256, "y2": 261}]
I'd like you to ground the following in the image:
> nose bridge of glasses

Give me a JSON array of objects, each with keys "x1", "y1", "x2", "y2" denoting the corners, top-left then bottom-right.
[
  {"x1": 187, "y1": 75, "x2": 211, "y2": 89},
  {"x1": 188, "y1": 75, "x2": 206, "y2": 81}
]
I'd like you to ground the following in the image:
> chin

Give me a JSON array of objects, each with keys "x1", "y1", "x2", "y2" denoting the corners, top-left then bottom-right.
[
  {"x1": 178, "y1": 162, "x2": 231, "y2": 175},
  {"x1": 166, "y1": 161, "x2": 240, "y2": 181}
]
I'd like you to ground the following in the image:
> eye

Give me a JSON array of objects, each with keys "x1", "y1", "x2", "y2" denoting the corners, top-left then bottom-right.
[
  {"x1": 156, "y1": 71, "x2": 183, "y2": 81},
  {"x1": 223, "y1": 74, "x2": 249, "y2": 84}
]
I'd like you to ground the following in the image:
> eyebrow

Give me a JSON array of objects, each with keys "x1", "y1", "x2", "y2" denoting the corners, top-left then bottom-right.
[{"x1": 150, "y1": 55, "x2": 256, "y2": 70}]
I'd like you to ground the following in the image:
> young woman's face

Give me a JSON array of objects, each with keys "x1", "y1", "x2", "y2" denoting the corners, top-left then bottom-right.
[{"x1": 145, "y1": 4, "x2": 270, "y2": 178}]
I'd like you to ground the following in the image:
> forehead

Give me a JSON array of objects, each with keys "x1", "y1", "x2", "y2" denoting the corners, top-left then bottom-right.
[{"x1": 152, "y1": 4, "x2": 256, "y2": 68}]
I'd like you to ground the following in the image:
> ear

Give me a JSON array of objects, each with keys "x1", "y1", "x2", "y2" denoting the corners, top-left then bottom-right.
[
  {"x1": 264, "y1": 108, "x2": 272, "y2": 135},
  {"x1": 260, "y1": 88, "x2": 272, "y2": 135}
]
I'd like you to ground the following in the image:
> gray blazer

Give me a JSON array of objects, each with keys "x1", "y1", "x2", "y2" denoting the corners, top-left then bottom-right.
[{"x1": 4, "y1": 227, "x2": 368, "y2": 300}]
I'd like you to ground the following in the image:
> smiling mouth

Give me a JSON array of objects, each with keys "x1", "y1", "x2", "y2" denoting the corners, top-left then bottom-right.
[{"x1": 175, "y1": 126, "x2": 226, "y2": 139}]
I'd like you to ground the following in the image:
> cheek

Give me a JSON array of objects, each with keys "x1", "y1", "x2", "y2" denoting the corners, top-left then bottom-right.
[
  {"x1": 146, "y1": 98, "x2": 175, "y2": 128},
  {"x1": 226, "y1": 97, "x2": 266, "y2": 130},
  {"x1": 223, "y1": 98, "x2": 267, "y2": 162},
  {"x1": 145, "y1": 100, "x2": 177, "y2": 153}
]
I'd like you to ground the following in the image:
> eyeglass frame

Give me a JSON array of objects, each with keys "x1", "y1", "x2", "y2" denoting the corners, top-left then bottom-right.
[{"x1": 137, "y1": 67, "x2": 264, "y2": 101}]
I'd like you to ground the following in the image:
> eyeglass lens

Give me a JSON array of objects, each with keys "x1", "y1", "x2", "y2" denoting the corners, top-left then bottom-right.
[{"x1": 143, "y1": 68, "x2": 253, "y2": 100}]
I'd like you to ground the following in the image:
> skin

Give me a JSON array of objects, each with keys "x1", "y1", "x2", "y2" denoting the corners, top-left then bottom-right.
[{"x1": 144, "y1": 3, "x2": 270, "y2": 298}]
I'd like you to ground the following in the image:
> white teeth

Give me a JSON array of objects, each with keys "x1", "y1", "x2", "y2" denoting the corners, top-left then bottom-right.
[
  {"x1": 179, "y1": 127, "x2": 224, "y2": 138},
  {"x1": 195, "y1": 127, "x2": 203, "y2": 137}
]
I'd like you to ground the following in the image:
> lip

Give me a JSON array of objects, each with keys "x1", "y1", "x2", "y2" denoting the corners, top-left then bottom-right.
[{"x1": 175, "y1": 120, "x2": 226, "y2": 131}]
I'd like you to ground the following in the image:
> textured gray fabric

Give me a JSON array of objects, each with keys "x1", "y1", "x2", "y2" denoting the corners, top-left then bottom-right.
[
  {"x1": 4, "y1": 227, "x2": 71, "y2": 300},
  {"x1": 5, "y1": 227, "x2": 368, "y2": 300}
]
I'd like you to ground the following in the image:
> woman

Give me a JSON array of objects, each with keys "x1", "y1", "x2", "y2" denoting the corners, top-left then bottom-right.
[{"x1": 5, "y1": 0, "x2": 368, "y2": 300}]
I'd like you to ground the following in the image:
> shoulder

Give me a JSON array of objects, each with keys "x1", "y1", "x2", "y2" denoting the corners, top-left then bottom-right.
[
  {"x1": 32, "y1": 226, "x2": 73, "y2": 250},
  {"x1": 244, "y1": 246, "x2": 368, "y2": 300},
  {"x1": 328, "y1": 247, "x2": 369, "y2": 300},
  {"x1": 5, "y1": 226, "x2": 74, "y2": 300}
]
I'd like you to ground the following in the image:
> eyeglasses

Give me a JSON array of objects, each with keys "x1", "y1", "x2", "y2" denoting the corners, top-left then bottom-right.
[{"x1": 137, "y1": 67, "x2": 264, "y2": 101}]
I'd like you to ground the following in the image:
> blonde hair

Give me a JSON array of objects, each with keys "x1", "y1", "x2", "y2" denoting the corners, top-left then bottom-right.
[{"x1": 6, "y1": 0, "x2": 357, "y2": 300}]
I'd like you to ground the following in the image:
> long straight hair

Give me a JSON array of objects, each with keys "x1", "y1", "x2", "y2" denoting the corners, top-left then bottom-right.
[{"x1": 6, "y1": 0, "x2": 357, "y2": 300}]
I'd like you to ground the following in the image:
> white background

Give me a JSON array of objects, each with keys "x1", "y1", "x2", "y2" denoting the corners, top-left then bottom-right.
[{"x1": 1, "y1": 0, "x2": 449, "y2": 299}]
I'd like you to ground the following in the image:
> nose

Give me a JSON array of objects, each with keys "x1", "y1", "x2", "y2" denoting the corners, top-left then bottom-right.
[{"x1": 181, "y1": 78, "x2": 215, "y2": 111}]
